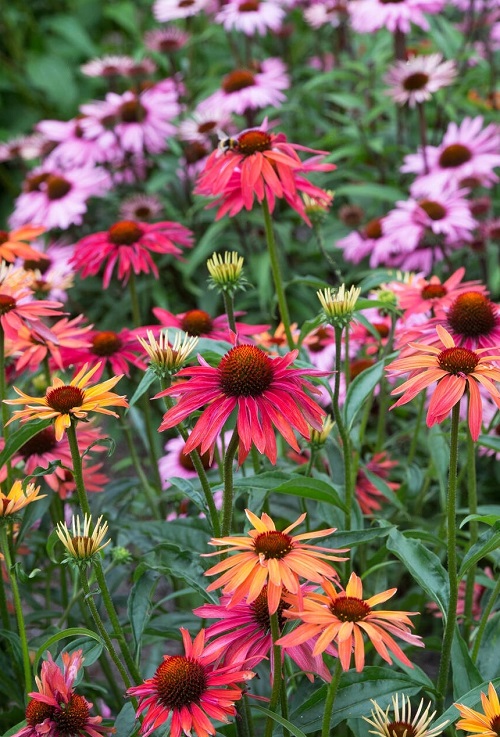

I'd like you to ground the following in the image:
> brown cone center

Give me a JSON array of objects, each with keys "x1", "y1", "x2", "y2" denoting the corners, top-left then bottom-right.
[
  {"x1": 237, "y1": 130, "x2": 272, "y2": 155},
  {"x1": 108, "y1": 220, "x2": 143, "y2": 245},
  {"x1": 222, "y1": 70, "x2": 256, "y2": 93},
  {"x1": 46, "y1": 385, "x2": 84, "y2": 413},
  {"x1": 439, "y1": 143, "x2": 472, "y2": 168},
  {"x1": 330, "y1": 595, "x2": 371, "y2": 622},
  {"x1": 219, "y1": 345, "x2": 274, "y2": 397},
  {"x1": 253, "y1": 530, "x2": 293, "y2": 560},
  {"x1": 92, "y1": 331, "x2": 123, "y2": 356},
  {"x1": 447, "y1": 292, "x2": 497, "y2": 338},
  {"x1": 403, "y1": 72, "x2": 429, "y2": 91},
  {"x1": 438, "y1": 346, "x2": 480, "y2": 375},
  {"x1": 155, "y1": 656, "x2": 207, "y2": 710}
]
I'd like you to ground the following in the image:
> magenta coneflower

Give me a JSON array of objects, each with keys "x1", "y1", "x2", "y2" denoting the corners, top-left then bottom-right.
[
  {"x1": 198, "y1": 58, "x2": 290, "y2": 115},
  {"x1": 382, "y1": 185, "x2": 477, "y2": 252},
  {"x1": 59, "y1": 327, "x2": 147, "y2": 379},
  {"x1": 336, "y1": 218, "x2": 396, "y2": 266},
  {"x1": 9, "y1": 165, "x2": 110, "y2": 231},
  {"x1": 144, "y1": 27, "x2": 190, "y2": 54},
  {"x1": 402, "y1": 116, "x2": 500, "y2": 189},
  {"x1": 153, "y1": 307, "x2": 269, "y2": 341},
  {"x1": 195, "y1": 122, "x2": 335, "y2": 225},
  {"x1": 389, "y1": 268, "x2": 486, "y2": 319},
  {"x1": 156, "y1": 344, "x2": 328, "y2": 464},
  {"x1": 71, "y1": 219, "x2": 193, "y2": 288},
  {"x1": 349, "y1": 0, "x2": 444, "y2": 34},
  {"x1": 215, "y1": 0, "x2": 285, "y2": 36},
  {"x1": 194, "y1": 587, "x2": 333, "y2": 681},
  {"x1": 0, "y1": 272, "x2": 63, "y2": 337},
  {"x1": 384, "y1": 54, "x2": 457, "y2": 107},
  {"x1": 127, "y1": 628, "x2": 255, "y2": 737},
  {"x1": 154, "y1": 0, "x2": 212, "y2": 21}
]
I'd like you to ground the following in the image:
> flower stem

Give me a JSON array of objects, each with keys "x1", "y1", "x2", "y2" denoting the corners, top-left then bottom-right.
[
  {"x1": 332, "y1": 326, "x2": 353, "y2": 531},
  {"x1": 463, "y1": 417, "x2": 478, "y2": 644},
  {"x1": 417, "y1": 102, "x2": 430, "y2": 175},
  {"x1": 128, "y1": 270, "x2": 142, "y2": 327},
  {"x1": 93, "y1": 561, "x2": 142, "y2": 684},
  {"x1": 261, "y1": 199, "x2": 294, "y2": 350},
  {"x1": 221, "y1": 430, "x2": 239, "y2": 537},
  {"x1": 436, "y1": 402, "x2": 460, "y2": 713},
  {"x1": 0, "y1": 525, "x2": 32, "y2": 696},
  {"x1": 79, "y1": 567, "x2": 133, "y2": 691},
  {"x1": 472, "y1": 573, "x2": 500, "y2": 662},
  {"x1": 264, "y1": 612, "x2": 283, "y2": 737},
  {"x1": 321, "y1": 659, "x2": 343, "y2": 737},
  {"x1": 407, "y1": 390, "x2": 426, "y2": 465},
  {"x1": 223, "y1": 291, "x2": 237, "y2": 334},
  {"x1": 0, "y1": 326, "x2": 13, "y2": 486},
  {"x1": 66, "y1": 421, "x2": 91, "y2": 517},
  {"x1": 117, "y1": 411, "x2": 161, "y2": 520}
]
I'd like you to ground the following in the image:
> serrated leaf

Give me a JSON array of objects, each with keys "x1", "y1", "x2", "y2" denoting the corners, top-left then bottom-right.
[{"x1": 387, "y1": 528, "x2": 449, "y2": 616}]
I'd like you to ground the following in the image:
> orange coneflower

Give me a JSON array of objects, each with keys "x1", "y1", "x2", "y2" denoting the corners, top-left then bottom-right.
[
  {"x1": 4, "y1": 363, "x2": 128, "y2": 441},
  {"x1": 0, "y1": 226, "x2": 45, "y2": 263},
  {"x1": 204, "y1": 509, "x2": 348, "y2": 614},
  {"x1": 455, "y1": 682, "x2": 500, "y2": 737},
  {"x1": 277, "y1": 572, "x2": 423, "y2": 672},
  {"x1": 0, "y1": 480, "x2": 45, "y2": 517},
  {"x1": 387, "y1": 324, "x2": 500, "y2": 440}
]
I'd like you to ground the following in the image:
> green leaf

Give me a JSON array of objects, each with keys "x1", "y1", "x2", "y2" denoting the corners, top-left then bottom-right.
[
  {"x1": 3, "y1": 721, "x2": 26, "y2": 737},
  {"x1": 477, "y1": 434, "x2": 500, "y2": 452},
  {"x1": 0, "y1": 419, "x2": 51, "y2": 467},
  {"x1": 271, "y1": 477, "x2": 346, "y2": 510},
  {"x1": 344, "y1": 360, "x2": 385, "y2": 430},
  {"x1": 290, "y1": 667, "x2": 422, "y2": 733},
  {"x1": 128, "y1": 569, "x2": 159, "y2": 653},
  {"x1": 252, "y1": 705, "x2": 308, "y2": 737},
  {"x1": 46, "y1": 15, "x2": 97, "y2": 57},
  {"x1": 427, "y1": 425, "x2": 449, "y2": 495},
  {"x1": 127, "y1": 369, "x2": 158, "y2": 408},
  {"x1": 103, "y1": 2, "x2": 141, "y2": 37},
  {"x1": 476, "y1": 612, "x2": 500, "y2": 681},
  {"x1": 460, "y1": 512, "x2": 500, "y2": 528},
  {"x1": 459, "y1": 522, "x2": 500, "y2": 578},
  {"x1": 25, "y1": 55, "x2": 76, "y2": 110},
  {"x1": 440, "y1": 677, "x2": 500, "y2": 724},
  {"x1": 32, "y1": 628, "x2": 104, "y2": 673},
  {"x1": 334, "y1": 183, "x2": 404, "y2": 203},
  {"x1": 147, "y1": 546, "x2": 216, "y2": 603},
  {"x1": 452, "y1": 627, "x2": 482, "y2": 699},
  {"x1": 182, "y1": 220, "x2": 230, "y2": 277},
  {"x1": 113, "y1": 703, "x2": 138, "y2": 737},
  {"x1": 387, "y1": 528, "x2": 449, "y2": 616}
]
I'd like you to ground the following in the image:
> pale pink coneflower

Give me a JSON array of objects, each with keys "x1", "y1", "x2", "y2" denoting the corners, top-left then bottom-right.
[
  {"x1": 71, "y1": 219, "x2": 193, "y2": 288},
  {"x1": 154, "y1": 0, "x2": 213, "y2": 21},
  {"x1": 0, "y1": 133, "x2": 49, "y2": 163},
  {"x1": 304, "y1": 1, "x2": 349, "y2": 29},
  {"x1": 215, "y1": 0, "x2": 285, "y2": 36},
  {"x1": 153, "y1": 306, "x2": 269, "y2": 342},
  {"x1": 80, "y1": 54, "x2": 155, "y2": 77},
  {"x1": 9, "y1": 165, "x2": 110, "y2": 231},
  {"x1": 37, "y1": 117, "x2": 109, "y2": 169},
  {"x1": 177, "y1": 107, "x2": 232, "y2": 144},
  {"x1": 144, "y1": 27, "x2": 190, "y2": 54},
  {"x1": 159, "y1": 435, "x2": 217, "y2": 490},
  {"x1": 349, "y1": 0, "x2": 445, "y2": 34},
  {"x1": 197, "y1": 58, "x2": 290, "y2": 116},
  {"x1": 120, "y1": 193, "x2": 163, "y2": 221},
  {"x1": 384, "y1": 53, "x2": 457, "y2": 107},
  {"x1": 23, "y1": 240, "x2": 76, "y2": 303},
  {"x1": 336, "y1": 218, "x2": 397, "y2": 266},
  {"x1": 402, "y1": 116, "x2": 500, "y2": 190},
  {"x1": 382, "y1": 185, "x2": 477, "y2": 252}
]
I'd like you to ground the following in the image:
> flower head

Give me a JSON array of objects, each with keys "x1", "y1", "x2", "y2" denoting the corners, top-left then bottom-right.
[
  {"x1": 207, "y1": 251, "x2": 247, "y2": 294},
  {"x1": 389, "y1": 268, "x2": 486, "y2": 319},
  {"x1": 71, "y1": 219, "x2": 193, "y2": 288},
  {"x1": 5, "y1": 363, "x2": 128, "y2": 441},
  {"x1": 455, "y1": 682, "x2": 500, "y2": 737},
  {"x1": 203, "y1": 509, "x2": 348, "y2": 614},
  {"x1": 0, "y1": 480, "x2": 45, "y2": 518},
  {"x1": 56, "y1": 514, "x2": 111, "y2": 564},
  {"x1": 277, "y1": 572, "x2": 423, "y2": 671},
  {"x1": 0, "y1": 226, "x2": 45, "y2": 263},
  {"x1": 387, "y1": 325, "x2": 500, "y2": 440},
  {"x1": 153, "y1": 307, "x2": 268, "y2": 343},
  {"x1": 317, "y1": 284, "x2": 361, "y2": 327},
  {"x1": 364, "y1": 694, "x2": 449, "y2": 737},
  {"x1": 156, "y1": 345, "x2": 328, "y2": 464},
  {"x1": 195, "y1": 122, "x2": 335, "y2": 225},
  {"x1": 137, "y1": 329, "x2": 199, "y2": 379},
  {"x1": 385, "y1": 54, "x2": 457, "y2": 107},
  {"x1": 215, "y1": 0, "x2": 285, "y2": 36},
  {"x1": 127, "y1": 628, "x2": 254, "y2": 737}
]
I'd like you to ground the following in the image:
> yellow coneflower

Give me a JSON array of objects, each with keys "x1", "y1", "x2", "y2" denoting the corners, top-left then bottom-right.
[
  {"x1": 137, "y1": 329, "x2": 198, "y2": 377},
  {"x1": 0, "y1": 480, "x2": 45, "y2": 518},
  {"x1": 317, "y1": 284, "x2": 361, "y2": 327},
  {"x1": 56, "y1": 514, "x2": 110, "y2": 563}
]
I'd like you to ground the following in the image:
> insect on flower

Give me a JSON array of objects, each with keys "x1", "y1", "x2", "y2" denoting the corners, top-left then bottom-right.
[{"x1": 217, "y1": 130, "x2": 239, "y2": 155}]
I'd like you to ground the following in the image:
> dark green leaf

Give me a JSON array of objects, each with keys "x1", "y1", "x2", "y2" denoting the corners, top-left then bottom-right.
[
  {"x1": 452, "y1": 627, "x2": 482, "y2": 698},
  {"x1": 127, "y1": 370, "x2": 158, "y2": 408},
  {"x1": 0, "y1": 419, "x2": 51, "y2": 468},
  {"x1": 113, "y1": 703, "x2": 138, "y2": 737},
  {"x1": 459, "y1": 522, "x2": 500, "y2": 578},
  {"x1": 252, "y1": 705, "x2": 308, "y2": 737},
  {"x1": 32, "y1": 628, "x2": 104, "y2": 672},
  {"x1": 344, "y1": 360, "x2": 385, "y2": 430},
  {"x1": 476, "y1": 613, "x2": 500, "y2": 681},
  {"x1": 128, "y1": 569, "x2": 159, "y2": 652}
]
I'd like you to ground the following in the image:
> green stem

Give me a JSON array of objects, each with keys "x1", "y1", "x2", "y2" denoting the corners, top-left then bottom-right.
[
  {"x1": 66, "y1": 421, "x2": 91, "y2": 517},
  {"x1": 128, "y1": 271, "x2": 142, "y2": 327},
  {"x1": 436, "y1": 403, "x2": 461, "y2": 712},
  {"x1": 221, "y1": 430, "x2": 240, "y2": 537},
  {"x1": 223, "y1": 291, "x2": 237, "y2": 334},
  {"x1": 472, "y1": 574, "x2": 500, "y2": 662},
  {"x1": 0, "y1": 525, "x2": 32, "y2": 696},
  {"x1": 321, "y1": 659, "x2": 343, "y2": 737},
  {"x1": 407, "y1": 390, "x2": 426, "y2": 465},
  {"x1": 93, "y1": 561, "x2": 142, "y2": 684},
  {"x1": 0, "y1": 568, "x2": 10, "y2": 630},
  {"x1": 463, "y1": 417, "x2": 478, "y2": 644},
  {"x1": 331, "y1": 326, "x2": 353, "y2": 531},
  {"x1": 261, "y1": 199, "x2": 294, "y2": 350},
  {"x1": 79, "y1": 568, "x2": 133, "y2": 691},
  {"x1": 304, "y1": 447, "x2": 317, "y2": 477},
  {"x1": 374, "y1": 313, "x2": 397, "y2": 453},
  {"x1": 280, "y1": 674, "x2": 290, "y2": 737},
  {"x1": 0, "y1": 326, "x2": 13, "y2": 486},
  {"x1": 264, "y1": 612, "x2": 282, "y2": 737},
  {"x1": 118, "y1": 412, "x2": 161, "y2": 520},
  {"x1": 140, "y1": 394, "x2": 163, "y2": 491}
]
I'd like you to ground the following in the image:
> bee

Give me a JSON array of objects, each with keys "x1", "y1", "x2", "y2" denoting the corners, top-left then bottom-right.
[{"x1": 217, "y1": 130, "x2": 239, "y2": 154}]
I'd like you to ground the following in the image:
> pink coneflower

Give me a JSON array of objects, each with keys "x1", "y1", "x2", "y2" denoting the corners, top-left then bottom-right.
[
  {"x1": 0, "y1": 272, "x2": 63, "y2": 337},
  {"x1": 194, "y1": 587, "x2": 333, "y2": 681},
  {"x1": 23, "y1": 240, "x2": 75, "y2": 302},
  {"x1": 159, "y1": 435, "x2": 216, "y2": 489},
  {"x1": 356, "y1": 452, "x2": 399, "y2": 515},
  {"x1": 215, "y1": 0, "x2": 285, "y2": 36},
  {"x1": 195, "y1": 122, "x2": 335, "y2": 225},
  {"x1": 154, "y1": 0, "x2": 212, "y2": 21},
  {"x1": 336, "y1": 218, "x2": 394, "y2": 265},
  {"x1": 349, "y1": 0, "x2": 444, "y2": 34},
  {"x1": 80, "y1": 54, "x2": 155, "y2": 77},
  {"x1": 385, "y1": 54, "x2": 457, "y2": 107},
  {"x1": 387, "y1": 325, "x2": 500, "y2": 440},
  {"x1": 304, "y1": 1, "x2": 349, "y2": 29},
  {"x1": 198, "y1": 58, "x2": 290, "y2": 115},
  {"x1": 156, "y1": 344, "x2": 328, "y2": 464},
  {"x1": 382, "y1": 185, "x2": 477, "y2": 252},
  {"x1": 80, "y1": 85, "x2": 180, "y2": 157},
  {"x1": 13, "y1": 650, "x2": 114, "y2": 737},
  {"x1": 37, "y1": 116, "x2": 108, "y2": 168},
  {"x1": 144, "y1": 28, "x2": 190, "y2": 54},
  {"x1": 401, "y1": 116, "x2": 500, "y2": 189},
  {"x1": 388, "y1": 268, "x2": 486, "y2": 319},
  {"x1": 127, "y1": 628, "x2": 254, "y2": 737},
  {"x1": 177, "y1": 108, "x2": 232, "y2": 144},
  {"x1": 120, "y1": 193, "x2": 163, "y2": 221},
  {"x1": 9, "y1": 165, "x2": 110, "y2": 231},
  {"x1": 59, "y1": 327, "x2": 147, "y2": 379},
  {"x1": 0, "y1": 133, "x2": 49, "y2": 163},
  {"x1": 71, "y1": 219, "x2": 193, "y2": 288},
  {"x1": 6, "y1": 314, "x2": 91, "y2": 373},
  {"x1": 153, "y1": 307, "x2": 269, "y2": 341}
]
